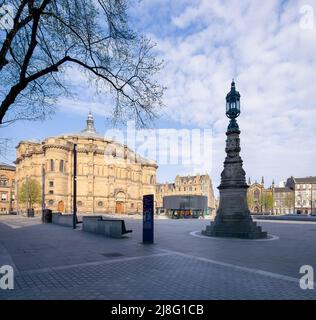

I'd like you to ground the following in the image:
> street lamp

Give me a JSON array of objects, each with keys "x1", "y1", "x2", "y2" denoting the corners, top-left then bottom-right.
[
  {"x1": 202, "y1": 80, "x2": 267, "y2": 239},
  {"x1": 26, "y1": 175, "x2": 29, "y2": 213},
  {"x1": 311, "y1": 183, "x2": 313, "y2": 215},
  {"x1": 226, "y1": 79, "x2": 241, "y2": 132},
  {"x1": 73, "y1": 143, "x2": 77, "y2": 229}
]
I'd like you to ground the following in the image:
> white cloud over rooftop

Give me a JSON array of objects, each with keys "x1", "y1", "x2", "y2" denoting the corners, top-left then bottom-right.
[
  {"x1": 131, "y1": 0, "x2": 316, "y2": 188},
  {"x1": 3, "y1": 0, "x2": 315, "y2": 192}
]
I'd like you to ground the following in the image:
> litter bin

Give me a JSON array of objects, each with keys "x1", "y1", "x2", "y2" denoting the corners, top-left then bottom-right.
[
  {"x1": 42, "y1": 209, "x2": 52, "y2": 223},
  {"x1": 27, "y1": 208, "x2": 35, "y2": 217}
]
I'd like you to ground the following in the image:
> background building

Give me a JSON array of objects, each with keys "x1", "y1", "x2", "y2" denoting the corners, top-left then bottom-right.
[
  {"x1": 0, "y1": 163, "x2": 16, "y2": 213},
  {"x1": 156, "y1": 174, "x2": 216, "y2": 215},
  {"x1": 247, "y1": 177, "x2": 295, "y2": 215},
  {"x1": 248, "y1": 176, "x2": 316, "y2": 215},
  {"x1": 290, "y1": 176, "x2": 316, "y2": 215},
  {"x1": 247, "y1": 177, "x2": 273, "y2": 214},
  {"x1": 273, "y1": 183, "x2": 294, "y2": 215},
  {"x1": 163, "y1": 195, "x2": 208, "y2": 218},
  {"x1": 15, "y1": 113, "x2": 157, "y2": 214}
]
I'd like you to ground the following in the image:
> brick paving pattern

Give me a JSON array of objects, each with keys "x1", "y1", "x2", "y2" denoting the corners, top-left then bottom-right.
[{"x1": 0, "y1": 215, "x2": 316, "y2": 299}]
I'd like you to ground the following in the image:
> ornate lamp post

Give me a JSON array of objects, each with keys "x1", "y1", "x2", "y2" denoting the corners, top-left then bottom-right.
[{"x1": 203, "y1": 80, "x2": 267, "y2": 239}]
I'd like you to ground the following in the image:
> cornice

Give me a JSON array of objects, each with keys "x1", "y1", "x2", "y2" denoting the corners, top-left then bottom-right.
[{"x1": 43, "y1": 144, "x2": 71, "y2": 151}]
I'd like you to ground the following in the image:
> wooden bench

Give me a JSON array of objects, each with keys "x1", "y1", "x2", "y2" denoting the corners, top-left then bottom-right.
[{"x1": 82, "y1": 216, "x2": 132, "y2": 238}]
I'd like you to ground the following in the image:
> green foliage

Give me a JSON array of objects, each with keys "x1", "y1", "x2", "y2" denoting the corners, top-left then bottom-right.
[
  {"x1": 247, "y1": 190, "x2": 274, "y2": 212},
  {"x1": 19, "y1": 179, "x2": 42, "y2": 209},
  {"x1": 284, "y1": 193, "x2": 295, "y2": 210},
  {"x1": 247, "y1": 191, "x2": 254, "y2": 209},
  {"x1": 264, "y1": 193, "x2": 274, "y2": 210}
]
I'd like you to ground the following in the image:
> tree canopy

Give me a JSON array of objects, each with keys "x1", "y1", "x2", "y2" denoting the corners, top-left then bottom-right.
[
  {"x1": 19, "y1": 178, "x2": 41, "y2": 208},
  {"x1": 0, "y1": 0, "x2": 164, "y2": 126}
]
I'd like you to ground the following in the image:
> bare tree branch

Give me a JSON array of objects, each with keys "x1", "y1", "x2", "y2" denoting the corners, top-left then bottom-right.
[{"x1": 0, "y1": 0, "x2": 165, "y2": 126}]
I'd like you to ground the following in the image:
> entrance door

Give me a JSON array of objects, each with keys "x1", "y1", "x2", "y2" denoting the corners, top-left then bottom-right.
[
  {"x1": 58, "y1": 201, "x2": 65, "y2": 213},
  {"x1": 115, "y1": 202, "x2": 124, "y2": 214}
]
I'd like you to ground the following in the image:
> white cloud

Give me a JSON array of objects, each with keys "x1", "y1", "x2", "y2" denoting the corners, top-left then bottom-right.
[
  {"x1": 138, "y1": 0, "x2": 316, "y2": 189},
  {"x1": 57, "y1": 0, "x2": 316, "y2": 191}
]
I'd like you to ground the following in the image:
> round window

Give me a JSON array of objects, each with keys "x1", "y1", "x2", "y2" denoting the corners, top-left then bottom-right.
[{"x1": 98, "y1": 201, "x2": 103, "y2": 207}]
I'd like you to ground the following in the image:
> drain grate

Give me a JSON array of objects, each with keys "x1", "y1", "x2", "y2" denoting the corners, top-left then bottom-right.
[{"x1": 102, "y1": 252, "x2": 125, "y2": 258}]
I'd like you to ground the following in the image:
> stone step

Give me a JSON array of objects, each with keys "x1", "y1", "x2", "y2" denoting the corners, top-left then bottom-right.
[{"x1": 202, "y1": 229, "x2": 267, "y2": 239}]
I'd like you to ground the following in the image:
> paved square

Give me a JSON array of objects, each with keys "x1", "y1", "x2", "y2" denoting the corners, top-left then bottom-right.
[{"x1": 0, "y1": 215, "x2": 315, "y2": 299}]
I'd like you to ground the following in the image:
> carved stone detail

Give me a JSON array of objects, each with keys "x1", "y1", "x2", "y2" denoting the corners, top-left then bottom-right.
[{"x1": 203, "y1": 129, "x2": 267, "y2": 239}]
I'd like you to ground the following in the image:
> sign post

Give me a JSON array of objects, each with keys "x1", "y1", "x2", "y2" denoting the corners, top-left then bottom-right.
[
  {"x1": 73, "y1": 143, "x2": 77, "y2": 229},
  {"x1": 143, "y1": 194, "x2": 154, "y2": 244}
]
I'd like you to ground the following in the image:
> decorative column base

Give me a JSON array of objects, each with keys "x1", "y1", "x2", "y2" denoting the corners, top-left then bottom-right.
[
  {"x1": 202, "y1": 217, "x2": 267, "y2": 239},
  {"x1": 202, "y1": 128, "x2": 267, "y2": 239},
  {"x1": 203, "y1": 187, "x2": 267, "y2": 239}
]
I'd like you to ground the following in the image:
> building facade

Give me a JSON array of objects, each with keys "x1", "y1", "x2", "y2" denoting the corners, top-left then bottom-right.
[
  {"x1": 247, "y1": 177, "x2": 295, "y2": 215},
  {"x1": 156, "y1": 174, "x2": 216, "y2": 215},
  {"x1": 15, "y1": 113, "x2": 157, "y2": 214},
  {"x1": 290, "y1": 176, "x2": 316, "y2": 215},
  {"x1": 247, "y1": 177, "x2": 273, "y2": 214},
  {"x1": 273, "y1": 186, "x2": 294, "y2": 215},
  {"x1": 163, "y1": 195, "x2": 208, "y2": 218},
  {"x1": 0, "y1": 163, "x2": 16, "y2": 213},
  {"x1": 246, "y1": 176, "x2": 316, "y2": 215}
]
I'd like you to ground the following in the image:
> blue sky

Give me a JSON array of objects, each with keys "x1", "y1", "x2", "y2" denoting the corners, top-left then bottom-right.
[{"x1": 1, "y1": 0, "x2": 316, "y2": 196}]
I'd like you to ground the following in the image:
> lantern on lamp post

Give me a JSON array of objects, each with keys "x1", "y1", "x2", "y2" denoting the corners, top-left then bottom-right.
[{"x1": 226, "y1": 79, "x2": 241, "y2": 132}]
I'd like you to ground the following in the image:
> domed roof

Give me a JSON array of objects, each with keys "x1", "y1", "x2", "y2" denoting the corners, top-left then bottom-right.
[
  {"x1": 45, "y1": 112, "x2": 157, "y2": 167},
  {"x1": 58, "y1": 111, "x2": 104, "y2": 139},
  {"x1": 81, "y1": 110, "x2": 99, "y2": 136}
]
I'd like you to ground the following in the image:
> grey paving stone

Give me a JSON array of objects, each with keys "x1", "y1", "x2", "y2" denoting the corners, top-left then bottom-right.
[{"x1": 0, "y1": 215, "x2": 316, "y2": 299}]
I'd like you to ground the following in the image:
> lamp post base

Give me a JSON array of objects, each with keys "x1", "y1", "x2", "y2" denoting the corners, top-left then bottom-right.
[
  {"x1": 202, "y1": 217, "x2": 267, "y2": 239},
  {"x1": 202, "y1": 127, "x2": 267, "y2": 239},
  {"x1": 202, "y1": 187, "x2": 267, "y2": 239}
]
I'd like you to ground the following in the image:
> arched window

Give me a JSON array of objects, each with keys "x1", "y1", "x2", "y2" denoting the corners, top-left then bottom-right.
[
  {"x1": 0, "y1": 176, "x2": 8, "y2": 186},
  {"x1": 150, "y1": 175, "x2": 155, "y2": 185},
  {"x1": 59, "y1": 160, "x2": 64, "y2": 172},
  {"x1": 50, "y1": 159, "x2": 54, "y2": 172},
  {"x1": 254, "y1": 189, "x2": 260, "y2": 201}
]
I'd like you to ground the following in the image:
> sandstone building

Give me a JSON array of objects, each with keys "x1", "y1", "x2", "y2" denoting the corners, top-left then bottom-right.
[
  {"x1": 247, "y1": 177, "x2": 272, "y2": 214},
  {"x1": 288, "y1": 176, "x2": 316, "y2": 215},
  {"x1": 247, "y1": 177, "x2": 293, "y2": 215},
  {"x1": 0, "y1": 162, "x2": 16, "y2": 213},
  {"x1": 15, "y1": 113, "x2": 157, "y2": 214},
  {"x1": 273, "y1": 184, "x2": 294, "y2": 215},
  {"x1": 156, "y1": 174, "x2": 216, "y2": 215}
]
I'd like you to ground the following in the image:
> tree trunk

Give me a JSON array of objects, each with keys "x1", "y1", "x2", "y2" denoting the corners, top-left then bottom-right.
[{"x1": 0, "y1": 82, "x2": 27, "y2": 124}]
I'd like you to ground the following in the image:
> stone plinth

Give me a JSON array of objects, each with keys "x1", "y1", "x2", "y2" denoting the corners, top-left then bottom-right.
[{"x1": 203, "y1": 128, "x2": 267, "y2": 239}]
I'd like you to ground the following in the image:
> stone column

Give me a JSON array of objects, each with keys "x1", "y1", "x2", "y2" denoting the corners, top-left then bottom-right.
[{"x1": 202, "y1": 126, "x2": 267, "y2": 239}]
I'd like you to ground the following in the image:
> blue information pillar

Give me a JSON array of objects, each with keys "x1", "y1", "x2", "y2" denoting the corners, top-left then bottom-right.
[{"x1": 143, "y1": 194, "x2": 154, "y2": 244}]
